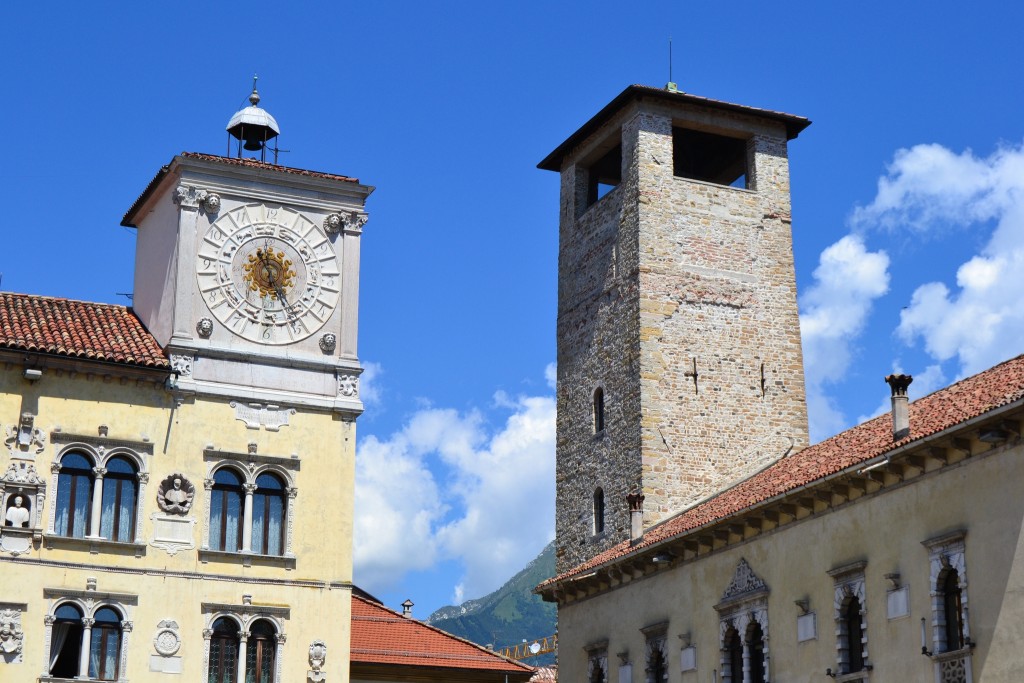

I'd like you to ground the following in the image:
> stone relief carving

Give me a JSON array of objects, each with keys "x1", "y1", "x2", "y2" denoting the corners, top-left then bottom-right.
[
  {"x1": 323, "y1": 213, "x2": 342, "y2": 236},
  {"x1": 342, "y1": 211, "x2": 368, "y2": 233},
  {"x1": 4, "y1": 413, "x2": 46, "y2": 459},
  {"x1": 231, "y1": 402, "x2": 296, "y2": 431},
  {"x1": 156, "y1": 474, "x2": 196, "y2": 515},
  {"x1": 337, "y1": 374, "x2": 358, "y2": 398},
  {"x1": 153, "y1": 620, "x2": 182, "y2": 656},
  {"x1": 4, "y1": 496, "x2": 29, "y2": 528},
  {"x1": 196, "y1": 317, "x2": 214, "y2": 338},
  {"x1": 0, "y1": 607, "x2": 24, "y2": 662},
  {"x1": 170, "y1": 354, "x2": 194, "y2": 378},
  {"x1": 308, "y1": 640, "x2": 327, "y2": 682},
  {"x1": 319, "y1": 333, "x2": 337, "y2": 353},
  {"x1": 721, "y1": 558, "x2": 768, "y2": 601},
  {"x1": 200, "y1": 192, "x2": 221, "y2": 214},
  {"x1": 174, "y1": 186, "x2": 219, "y2": 214}
]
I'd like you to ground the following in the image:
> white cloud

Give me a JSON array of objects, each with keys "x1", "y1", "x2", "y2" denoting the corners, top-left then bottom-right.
[
  {"x1": 799, "y1": 234, "x2": 891, "y2": 441},
  {"x1": 855, "y1": 142, "x2": 1024, "y2": 375},
  {"x1": 353, "y1": 374, "x2": 556, "y2": 602},
  {"x1": 359, "y1": 361, "x2": 383, "y2": 407},
  {"x1": 544, "y1": 362, "x2": 557, "y2": 390}
]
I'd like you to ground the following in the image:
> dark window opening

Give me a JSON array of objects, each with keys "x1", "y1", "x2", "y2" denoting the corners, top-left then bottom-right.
[
  {"x1": 247, "y1": 619, "x2": 277, "y2": 683},
  {"x1": 747, "y1": 621, "x2": 766, "y2": 683},
  {"x1": 942, "y1": 569, "x2": 964, "y2": 651},
  {"x1": 593, "y1": 488, "x2": 605, "y2": 534},
  {"x1": 673, "y1": 127, "x2": 748, "y2": 188},
  {"x1": 845, "y1": 597, "x2": 865, "y2": 672},
  {"x1": 724, "y1": 626, "x2": 743, "y2": 683},
  {"x1": 49, "y1": 604, "x2": 84, "y2": 679},
  {"x1": 589, "y1": 659, "x2": 605, "y2": 683},
  {"x1": 646, "y1": 646, "x2": 666, "y2": 683},
  {"x1": 209, "y1": 617, "x2": 241, "y2": 683},
  {"x1": 586, "y1": 144, "x2": 622, "y2": 207},
  {"x1": 593, "y1": 387, "x2": 605, "y2": 433},
  {"x1": 89, "y1": 607, "x2": 122, "y2": 681}
]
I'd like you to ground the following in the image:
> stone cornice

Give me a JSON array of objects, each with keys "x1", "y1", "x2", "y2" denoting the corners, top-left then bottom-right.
[
  {"x1": 51, "y1": 431, "x2": 155, "y2": 454},
  {"x1": 43, "y1": 587, "x2": 138, "y2": 604}
]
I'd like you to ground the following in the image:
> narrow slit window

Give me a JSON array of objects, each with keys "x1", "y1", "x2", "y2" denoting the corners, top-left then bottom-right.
[
  {"x1": 593, "y1": 388, "x2": 605, "y2": 433},
  {"x1": 593, "y1": 488, "x2": 605, "y2": 534},
  {"x1": 673, "y1": 127, "x2": 748, "y2": 188}
]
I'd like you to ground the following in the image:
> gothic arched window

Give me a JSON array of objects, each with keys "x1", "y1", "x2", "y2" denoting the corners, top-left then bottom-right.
[
  {"x1": 208, "y1": 617, "x2": 241, "y2": 683},
  {"x1": 747, "y1": 621, "x2": 766, "y2": 683},
  {"x1": 253, "y1": 473, "x2": 286, "y2": 556},
  {"x1": 844, "y1": 596, "x2": 865, "y2": 672},
  {"x1": 724, "y1": 626, "x2": 743, "y2": 683},
  {"x1": 246, "y1": 619, "x2": 278, "y2": 683},
  {"x1": 942, "y1": 568, "x2": 964, "y2": 651},
  {"x1": 99, "y1": 456, "x2": 138, "y2": 542},
  {"x1": 210, "y1": 468, "x2": 245, "y2": 552},
  {"x1": 55, "y1": 452, "x2": 94, "y2": 538},
  {"x1": 89, "y1": 606, "x2": 123, "y2": 681}
]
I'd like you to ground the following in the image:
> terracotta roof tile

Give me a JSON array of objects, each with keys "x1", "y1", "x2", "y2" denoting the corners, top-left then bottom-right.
[
  {"x1": 543, "y1": 353, "x2": 1024, "y2": 585},
  {"x1": 350, "y1": 594, "x2": 534, "y2": 674},
  {"x1": 181, "y1": 152, "x2": 359, "y2": 183},
  {"x1": 0, "y1": 292, "x2": 168, "y2": 369}
]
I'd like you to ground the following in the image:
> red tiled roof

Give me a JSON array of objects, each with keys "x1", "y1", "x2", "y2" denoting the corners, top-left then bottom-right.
[
  {"x1": 530, "y1": 666, "x2": 557, "y2": 682},
  {"x1": 0, "y1": 292, "x2": 168, "y2": 369},
  {"x1": 181, "y1": 152, "x2": 359, "y2": 183},
  {"x1": 543, "y1": 353, "x2": 1024, "y2": 585},
  {"x1": 350, "y1": 594, "x2": 534, "y2": 674}
]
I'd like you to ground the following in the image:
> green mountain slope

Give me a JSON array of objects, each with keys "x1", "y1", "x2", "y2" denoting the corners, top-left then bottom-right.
[{"x1": 427, "y1": 542, "x2": 556, "y2": 662}]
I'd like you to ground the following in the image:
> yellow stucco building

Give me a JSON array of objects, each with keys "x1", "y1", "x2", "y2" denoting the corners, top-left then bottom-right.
[{"x1": 0, "y1": 92, "x2": 370, "y2": 683}]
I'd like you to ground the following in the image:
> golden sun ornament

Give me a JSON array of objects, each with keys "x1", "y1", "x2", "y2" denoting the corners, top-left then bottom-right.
[{"x1": 243, "y1": 248, "x2": 296, "y2": 299}]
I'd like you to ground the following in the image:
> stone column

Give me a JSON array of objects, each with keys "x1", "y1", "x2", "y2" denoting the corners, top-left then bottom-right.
[
  {"x1": 242, "y1": 484, "x2": 256, "y2": 552},
  {"x1": 88, "y1": 468, "x2": 107, "y2": 538},
  {"x1": 78, "y1": 617, "x2": 95, "y2": 678},
  {"x1": 742, "y1": 640, "x2": 751, "y2": 683},
  {"x1": 237, "y1": 631, "x2": 249, "y2": 683}
]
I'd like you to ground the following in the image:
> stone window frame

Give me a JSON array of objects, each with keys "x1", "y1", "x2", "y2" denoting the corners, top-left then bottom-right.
[
  {"x1": 923, "y1": 531, "x2": 974, "y2": 683},
  {"x1": 45, "y1": 439, "x2": 150, "y2": 550},
  {"x1": 640, "y1": 622, "x2": 668, "y2": 683},
  {"x1": 715, "y1": 558, "x2": 770, "y2": 683},
  {"x1": 40, "y1": 587, "x2": 136, "y2": 682},
  {"x1": 827, "y1": 561, "x2": 870, "y2": 681},
  {"x1": 585, "y1": 639, "x2": 609, "y2": 683},
  {"x1": 593, "y1": 487, "x2": 605, "y2": 535},
  {"x1": 199, "y1": 449, "x2": 299, "y2": 568},
  {"x1": 201, "y1": 601, "x2": 288, "y2": 683}
]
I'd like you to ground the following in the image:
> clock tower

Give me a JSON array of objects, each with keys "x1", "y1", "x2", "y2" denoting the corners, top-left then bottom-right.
[{"x1": 123, "y1": 93, "x2": 371, "y2": 414}]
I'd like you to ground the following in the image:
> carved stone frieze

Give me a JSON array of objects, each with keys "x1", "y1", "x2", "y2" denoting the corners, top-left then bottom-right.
[
  {"x1": 0, "y1": 606, "x2": 24, "y2": 662},
  {"x1": 170, "y1": 354, "x2": 194, "y2": 378},
  {"x1": 721, "y1": 558, "x2": 768, "y2": 602},
  {"x1": 231, "y1": 402, "x2": 296, "y2": 431},
  {"x1": 4, "y1": 413, "x2": 45, "y2": 460},
  {"x1": 337, "y1": 374, "x2": 358, "y2": 398},
  {"x1": 156, "y1": 474, "x2": 196, "y2": 515},
  {"x1": 342, "y1": 211, "x2": 368, "y2": 234}
]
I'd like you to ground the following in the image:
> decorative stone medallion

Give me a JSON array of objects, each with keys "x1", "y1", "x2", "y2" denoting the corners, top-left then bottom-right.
[
  {"x1": 319, "y1": 333, "x2": 337, "y2": 353},
  {"x1": 153, "y1": 620, "x2": 182, "y2": 656},
  {"x1": 156, "y1": 474, "x2": 196, "y2": 515},
  {"x1": 308, "y1": 639, "x2": 327, "y2": 682},
  {"x1": 196, "y1": 318, "x2": 214, "y2": 338}
]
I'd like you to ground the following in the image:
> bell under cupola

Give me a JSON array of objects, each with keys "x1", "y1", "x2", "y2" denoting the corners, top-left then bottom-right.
[{"x1": 225, "y1": 77, "x2": 281, "y2": 162}]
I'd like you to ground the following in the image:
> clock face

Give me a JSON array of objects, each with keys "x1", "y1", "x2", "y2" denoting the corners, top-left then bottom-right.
[{"x1": 196, "y1": 204, "x2": 341, "y2": 344}]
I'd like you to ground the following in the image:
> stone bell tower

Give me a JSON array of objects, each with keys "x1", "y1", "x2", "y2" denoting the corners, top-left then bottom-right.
[{"x1": 542, "y1": 85, "x2": 811, "y2": 571}]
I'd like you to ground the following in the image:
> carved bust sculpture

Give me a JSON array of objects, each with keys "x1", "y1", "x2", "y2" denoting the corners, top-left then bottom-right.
[
  {"x1": 156, "y1": 474, "x2": 196, "y2": 515},
  {"x1": 4, "y1": 496, "x2": 29, "y2": 528}
]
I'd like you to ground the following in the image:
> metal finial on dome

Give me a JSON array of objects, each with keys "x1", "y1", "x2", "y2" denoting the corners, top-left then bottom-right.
[{"x1": 249, "y1": 74, "x2": 260, "y2": 106}]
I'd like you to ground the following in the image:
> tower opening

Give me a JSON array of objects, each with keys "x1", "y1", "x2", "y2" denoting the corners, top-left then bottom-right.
[{"x1": 672, "y1": 127, "x2": 748, "y2": 188}]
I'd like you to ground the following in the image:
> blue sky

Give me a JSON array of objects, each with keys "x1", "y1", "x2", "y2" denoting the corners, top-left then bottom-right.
[{"x1": 3, "y1": 1, "x2": 1023, "y2": 632}]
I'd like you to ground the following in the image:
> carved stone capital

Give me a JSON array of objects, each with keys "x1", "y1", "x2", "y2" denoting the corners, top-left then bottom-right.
[
  {"x1": 343, "y1": 211, "x2": 368, "y2": 234},
  {"x1": 92, "y1": 467, "x2": 107, "y2": 479},
  {"x1": 202, "y1": 628, "x2": 213, "y2": 640},
  {"x1": 50, "y1": 462, "x2": 62, "y2": 474},
  {"x1": 203, "y1": 478, "x2": 214, "y2": 491},
  {"x1": 173, "y1": 185, "x2": 202, "y2": 209},
  {"x1": 286, "y1": 487, "x2": 298, "y2": 499},
  {"x1": 82, "y1": 618, "x2": 95, "y2": 628},
  {"x1": 243, "y1": 483, "x2": 258, "y2": 494},
  {"x1": 138, "y1": 472, "x2": 150, "y2": 484},
  {"x1": 121, "y1": 620, "x2": 133, "y2": 632},
  {"x1": 276, "y1": 633, "x2": 287, "y2": 644},
  {"x1": 44, "y1": 614, "x2": 55, "y2": 626}
]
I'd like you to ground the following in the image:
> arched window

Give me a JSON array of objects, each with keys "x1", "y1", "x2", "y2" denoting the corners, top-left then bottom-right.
[
  {"x1": 724, "y1": 626, "x2": 743, "y2": 683},
  {"x1": 253, "y1": 473, "x2": 287, "y2": 556},
  {"x1": 246, "y1": 619, "x2": 277, "y2": 683},
  {"x1": 593, "y1": 488, "x2": 605, "y2": 534},
  {"x1": 89, "y1": 606, "x2": 122, "y2": 681},
  {"x1": 747, "y1": 621, "x2": 766, "y2": 683},
  {"x1": 646, "y1": 645, "x2": 666, "y2": 683},
  {"x1": 593, "y1": 388, "x2": 605, "y2": 433},
  {"x1": 55, "y1": 452, "x2": 94, "y2": 537},
  {"x1": 942, "y1": 568, "x2": 964, "y2": 651},
  {"x1": 49, "y1": 603, "x2": 84, "y2": 678},
  {"x1": 210, "y1": 469, "x2": 245, "y2": 552},
  {"x1": 208, "y1": 617, "x2": 240, "y2": 683},
  {"x1": 844, "y1": 597, "x2": 865, "y2": 672},
  {"x1": 589, "y1": 657, "x2": 605, "y2": 683},
  {"x1": 100, "y1": 457, "x2": 138, "y2": 542}
]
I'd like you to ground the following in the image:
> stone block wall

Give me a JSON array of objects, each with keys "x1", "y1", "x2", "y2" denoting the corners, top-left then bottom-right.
[{"x1": 555, "y1": 98, "x2": 809, "y2": 573}]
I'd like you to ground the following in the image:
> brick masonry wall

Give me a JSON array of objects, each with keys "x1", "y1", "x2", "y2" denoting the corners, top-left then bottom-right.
[{"x1": 555, "y1": 99, "x2": 809, "y2": 573}]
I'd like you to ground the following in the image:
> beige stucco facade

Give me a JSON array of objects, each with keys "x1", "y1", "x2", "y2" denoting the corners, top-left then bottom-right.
[
  {"x1": 0, "y1": 144, "x2": 371, "y2": 682},
  {"x1": 549, "y1": 407, "x2": 1024, "y2": 682}
]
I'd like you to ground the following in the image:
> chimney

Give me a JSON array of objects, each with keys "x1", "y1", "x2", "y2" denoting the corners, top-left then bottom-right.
[
  {"x1": 885, "y1": 374, "x2": 913, "y2": 441},
  {"x1": 627, "y1": 491, "x2": 645, "y2": 542},
  {"x1": 401, "y1": 599, "x2": 414, "y2": 618}
]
